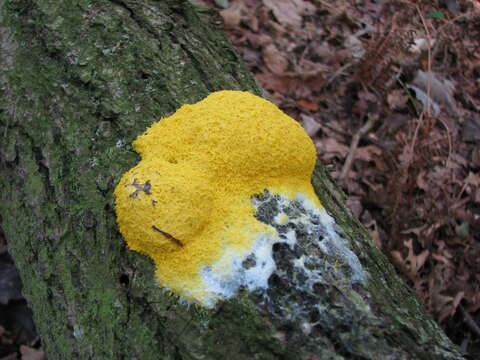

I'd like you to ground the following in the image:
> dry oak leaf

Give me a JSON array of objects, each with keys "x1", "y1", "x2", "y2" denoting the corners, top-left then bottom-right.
[
  {"x1": 318, "y1": 137, "x2": 349, "y2": 157},
  {"x1": 263, "y1": 0, "x2": 314, "y2": 28},
  {"x1": 391, "y1": 239, "x2": 429, "y2": 278},
  {"x1": 219, "y1": 2, "x2": 244, "y2": 28},
  {"x1": 257, "y1": 70, "x2": 325, "y2": 97},
  {"x1": 262, "y1": 43, "x2": 288, "y2": 74}
]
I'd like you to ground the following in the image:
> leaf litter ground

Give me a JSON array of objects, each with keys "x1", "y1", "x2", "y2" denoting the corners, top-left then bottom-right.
[{"x1": 199, "y1": 0, "x2": 480, "y2": 357}]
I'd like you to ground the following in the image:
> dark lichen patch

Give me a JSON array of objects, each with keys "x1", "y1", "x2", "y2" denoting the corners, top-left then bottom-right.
[
  {"x1": 252, "y1": 190, "x2": 281, "y2": 225},
  {"x1": 242, "y1": 254, "x2": 257, "y2": 269},
  {"x1": 249, "y1": 190, "x2": 408, "y2": 358}
]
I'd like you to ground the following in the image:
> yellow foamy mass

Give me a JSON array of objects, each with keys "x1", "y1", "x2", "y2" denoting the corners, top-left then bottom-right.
[{"x1": 114, "y1": 90, "x2": 320, "y2": 304}]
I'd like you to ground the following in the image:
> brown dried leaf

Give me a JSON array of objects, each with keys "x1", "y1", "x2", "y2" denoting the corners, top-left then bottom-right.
[
  {"x1": 355, "y1": 145, "x2": 382, "y2": 162},
  {"x1": 262, "y1": 43, "x2": 288, "y2": 74},
  {"x1": 365, "y1": 219, "x2": 383, "y2": 249},
  {"x1": 263, "y1": 0, "x2": 314, "y2": 28},
  {"x1": 391, "y1": 250, "x2": 406, "y2": 269},
  {"x1": 346, "y1": 196, "x2": 363, "y2": 218},
  {"x1": 20, "y1": 346, "x2": 45, "y2": 360},
  {"x1": 257, "y1": 70, "x2": 325, "y2": 98},
  {"x1": 404, "y1": 239, "x2": 430, "y2": 277},
  {"x1": 416, "y1": 171, "x2": 429, "y2": 192},
  {"x1": 467, "y1": 292, "x2": 480, "y2": 313},
  {"x1": 219, "y1": 2, "x2": 244, "y2": 28},
  {"x1": 387, "y1": 89, "x2": 408, "y2": 110},
  {"x1": 263, "y1": 0, "x2": 301, "y2": 28},
  {"x1": 401, "y1": 224, "x2": 428, "y2": 236},
  {"x1": 435, "y1": 294, "x2": 454, "y2": 323},
  {"x1": 345, "y1": 176, "x2": 366, "y2": 196},
  {"x1": 352, "y1": 98, "x2": 368, "y2": 116},
  {"x1": 319, "y1": 138, "x2": 349, "y2": 157},
  {"x1": 465, "y1": 171, "x2": 480, "y2": 186},
  {"x1": 452, "y1": 291, "x2": 465, "y2": 312},
  {"x1": 432, "y1": 252, "x2": 453, "y2": 266},
  {"x1": 297, "y1": 99, "x2": 319, "y2": 111},
  {"x1": 385, "y1": 113, "x2": 410, "y2": 131},
  {"x1": 0, "y1": 354, "x2": 17, "y2": 360}
]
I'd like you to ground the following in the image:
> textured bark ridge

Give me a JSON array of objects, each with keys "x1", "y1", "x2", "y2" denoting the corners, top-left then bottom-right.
[{"x1": 0, "y1": 1, "x2": 465, "y2": 359}]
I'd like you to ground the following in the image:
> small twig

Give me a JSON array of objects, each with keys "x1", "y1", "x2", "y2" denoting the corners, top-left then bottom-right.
[
  {"x1": 416, "y1": 5, "x2": 432, "y2": 108},
  {"x1": 413, "y1": 7, "x2": 453, "y2": 169},
  {"x1": 432, "y1": 12, "x2": 472, "y2": 62},
  {"x1": 436, "y1": 12, "x2": 473, "y2": 35},
  {"x1": 323, "y1": 62, "x2": 353, "y2": 90},
  {"x1": 340, "y1": 115, "x2": 378, "y2": 180},
  {"x1": 397, "y1": 77, "x2": 422, "y2": 117},
  {"x1": 409, "y1": 6, "x2": 433, "y2": 158},
  {"x1": 410, "y1": 112, "x2": 424, "y2": 164},
  {"x1": 437, "y1": 117, "x2": 453, "y2": 168},
  {"x1": 152, "y1": 225, "x2": 184, "y2": 247},
  {"x1": 416, "y1": 5, "x2": 433, "y2": 115}
]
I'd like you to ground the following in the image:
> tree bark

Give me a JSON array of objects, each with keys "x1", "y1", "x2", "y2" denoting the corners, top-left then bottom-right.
[{"x1": 0, "y1": 1, "x2": 465, "y2": 359}]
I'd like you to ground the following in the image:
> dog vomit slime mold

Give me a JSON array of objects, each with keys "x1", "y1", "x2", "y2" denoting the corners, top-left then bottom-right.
[{"x1": 114, "y1": 90, "x2": 323, "y2": 307}]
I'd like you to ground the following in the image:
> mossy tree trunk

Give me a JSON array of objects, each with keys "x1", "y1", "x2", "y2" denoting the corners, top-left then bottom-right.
[{"x1": 0, "y1": 1, "x2": 465, "y2": 359}]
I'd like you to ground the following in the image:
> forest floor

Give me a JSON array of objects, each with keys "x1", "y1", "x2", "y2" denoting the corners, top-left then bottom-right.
[
  {"x1": 1, "y1": 0, "x2": 479, "y2": 359},
  {"x1": 202, "y1": 0, "x2": 480, "y2": 357}
]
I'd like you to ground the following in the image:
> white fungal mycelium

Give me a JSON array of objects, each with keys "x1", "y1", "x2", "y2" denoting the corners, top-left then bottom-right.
[{"x1": 192, "y1": 190, "x2": 366, "y2": 308}]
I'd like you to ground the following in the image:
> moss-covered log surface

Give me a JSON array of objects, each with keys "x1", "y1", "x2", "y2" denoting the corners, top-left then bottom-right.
[{"x1": 0, "y1": 0, "x2": 465, "y2": 359}]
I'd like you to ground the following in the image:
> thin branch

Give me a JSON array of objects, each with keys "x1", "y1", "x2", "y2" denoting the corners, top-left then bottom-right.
[
  {"x1": 409, "y1": 5, "x2": 433, "y2": 158},
  {"x1": 340, "y1": 115, "x2": 378, "y2": 181}
]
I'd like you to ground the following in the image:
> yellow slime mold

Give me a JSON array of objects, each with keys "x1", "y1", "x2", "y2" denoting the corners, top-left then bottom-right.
[{"x1": 114, "y1": 90, "x2": 320, "y2": 306}]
